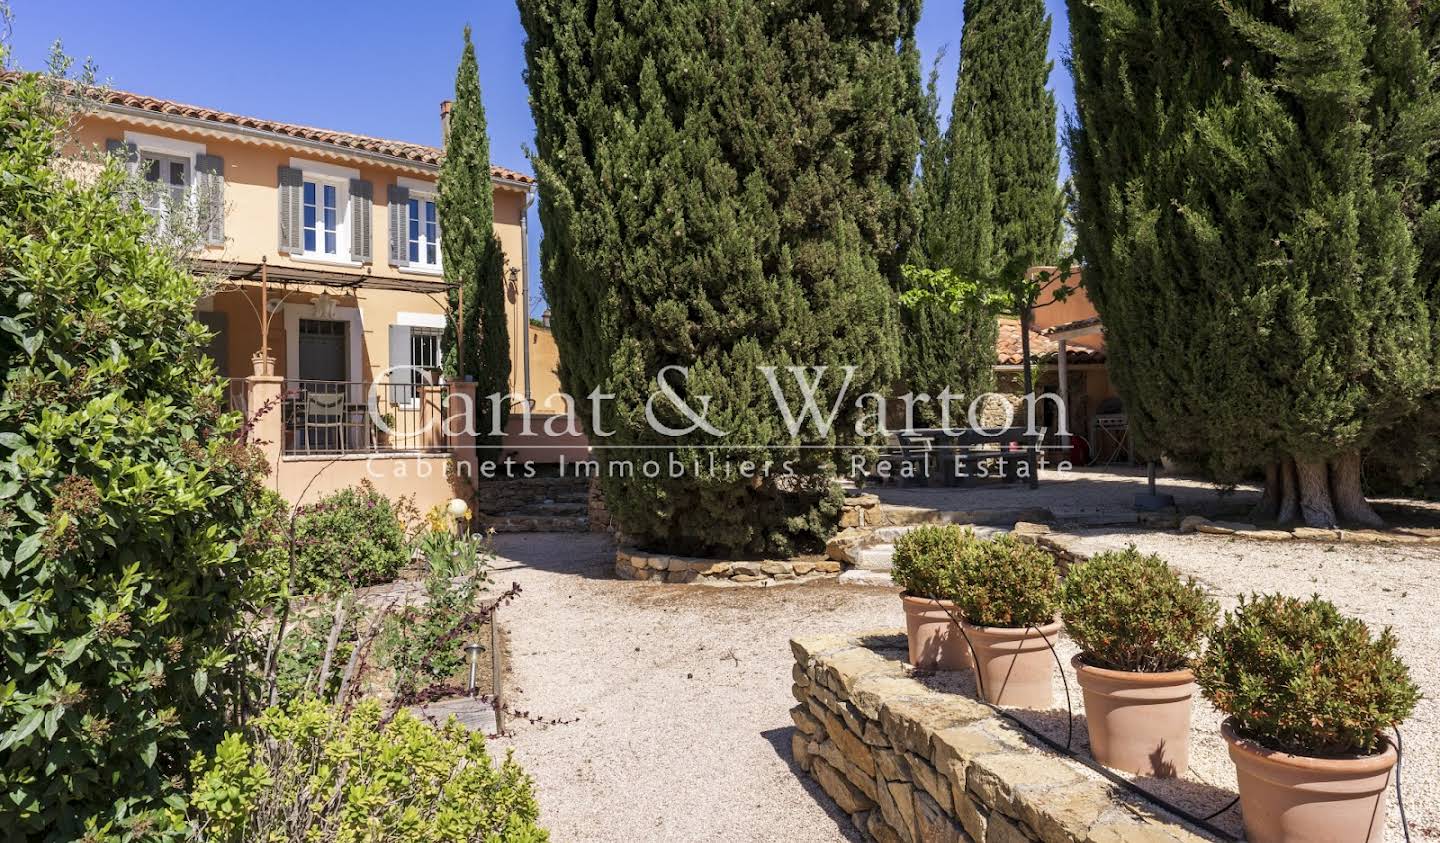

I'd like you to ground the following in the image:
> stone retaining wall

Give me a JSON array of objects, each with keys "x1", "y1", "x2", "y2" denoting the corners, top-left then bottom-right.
[
  {"x1": 472, "y1": 477, "x2": 588, "y2": 512},
  {"x1": 790, "y1": 631, "x2": 1210, "y2": 843},
  {"x1": 615, "y1": 548, "x2": 841, "y2": 585}
]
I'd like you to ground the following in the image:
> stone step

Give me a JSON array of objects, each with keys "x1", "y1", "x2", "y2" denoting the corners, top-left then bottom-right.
[
  {"x1": 854, "y1": 544, "x2": 896, "y2": 571},
  {"x1": 507, "y1": 501, "x2": 589, "y2": 516},
  {"x1": 837, "y1": 569, "x2": 896, "y2": 588}
]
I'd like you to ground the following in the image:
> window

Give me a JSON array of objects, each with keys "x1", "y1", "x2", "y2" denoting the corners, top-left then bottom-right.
[
  {"x1": 304, "y1": 180, "x2": 340, "y2": 256},
  {"x1": 140, "y1": 152, "x2": 190, "y2": 229},
  {"x1": 410, "y1": 328, "x2": 443, "y2": 391},
  {"x1": 407, "y1": 196, "x2": 440, "y2": 269}
]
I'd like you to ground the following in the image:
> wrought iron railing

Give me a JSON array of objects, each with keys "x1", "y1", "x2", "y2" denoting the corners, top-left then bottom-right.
[{"x1": 281, "y1": 379, "x2": 451, "y2": 456}]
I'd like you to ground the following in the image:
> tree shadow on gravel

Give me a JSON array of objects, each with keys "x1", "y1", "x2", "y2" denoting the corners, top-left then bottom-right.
[
  {"x1": 760, "y1": 725, "x2": 866, "y2": 842},
  {"x1": 488, "y1": 533, "x2": 618, "y2": 580}
]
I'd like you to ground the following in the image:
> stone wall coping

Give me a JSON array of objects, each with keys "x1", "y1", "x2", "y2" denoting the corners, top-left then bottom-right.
[
  {"x1": 789, "y1": 630, "x2": 1217, "y2": 843},
  {"x1": 1178, "y1": 515, "x2": 1440, "y2": 544}
]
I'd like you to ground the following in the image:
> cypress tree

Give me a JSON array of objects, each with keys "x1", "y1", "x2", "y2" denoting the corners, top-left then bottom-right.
[
  {"x1": 959, "y1": 0, "x2": 1062, "y2": 276},
  {"x1": 519, "y1": 0, "x2": 920, "y2": 557},
  {"x1": 440, "y1": 26, "x2": 510, "y2": 460},
  {"x1": 1069, "y1": 0, "x2": 1440, "y2": 525},
  {"x1": 902, "y1": 59, "x2": 998, "y2": 425}
]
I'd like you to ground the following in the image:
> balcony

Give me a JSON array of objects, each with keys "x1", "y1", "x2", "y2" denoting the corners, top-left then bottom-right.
[{"x1": 281, "y1": 379, "x2": 451, "y2": 456}]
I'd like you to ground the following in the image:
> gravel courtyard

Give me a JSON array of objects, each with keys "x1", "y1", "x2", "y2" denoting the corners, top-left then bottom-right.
[{"x1": 489, "y1": 522, "x2": 1438, "y2": 842}]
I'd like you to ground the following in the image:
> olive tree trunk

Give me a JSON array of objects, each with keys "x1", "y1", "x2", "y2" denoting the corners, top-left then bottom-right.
[{"x1": 1257, "y1": 452, "x2": 1383, "y2": 529}]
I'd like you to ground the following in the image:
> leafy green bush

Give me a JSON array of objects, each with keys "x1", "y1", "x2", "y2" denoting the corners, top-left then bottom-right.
[
  {"x1": 291, "y1": 481, "x2": 409, "y2": 593},
  {"x1": 1197, "y1": 594, "x2": 1419, "y2": 756},
  {"x1": 890, "y1": 525, "x2": 974, "y2": 598},
  {"x1": 951, "y1": 535, "x2": 1059, "y2": 628},
  {"x1": 0, "y1": 65, "x2": 274, "y2": 836},
  {"x1": 1061, "y1": 548, "x2": 1217, "y2": 672},
  {"x1": 185, "y1": 698, "x2": 547, "y2": 842}
]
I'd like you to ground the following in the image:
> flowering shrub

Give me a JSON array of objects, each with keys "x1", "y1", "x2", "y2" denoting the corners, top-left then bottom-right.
[
  {"x1": 890, "y1": 525, "x2": 973, "y2": 598},
  {"x1": 1197, "y1": 593, "x2": 1419, "y2": 756},
  {"x1": 1061, "y1": 547, "x2": 1217, "y2": 672},
  {"x1": 184, "y1": 698, "x2": 547, "y2": 841},
  {"x1": 290, "y1": 481, "x2": 409, "y2": 593},
  {"x1": 951, "y1": 535, "x2": 1059, "y2": 628}
]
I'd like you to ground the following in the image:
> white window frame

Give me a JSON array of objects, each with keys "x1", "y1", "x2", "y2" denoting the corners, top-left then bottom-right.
[
  {"x1": 125, "y1": 131, "x2": 204, "y2": 234},
  {"x1": 399, "y1": 176, "x2": 442, "y2": 273},
  {"x1": 390, "y1": 311, "x2": 446, "y2": 408},
  {"x1": 290, "y1": 158, "x2": 357, "y2": 265}
]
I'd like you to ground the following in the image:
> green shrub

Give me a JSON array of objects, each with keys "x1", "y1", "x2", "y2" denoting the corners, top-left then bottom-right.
[
  {"x1": 272, "y1": 603, "x2": 358, "y2": 705},
  {"x1": 890, "y1": 525, "x2": 974, "y2": 598},
  {"x1": 0, "y1": 66, "x2": 273, "y2": 836},
  {"x1": 291, "y1": 481, "x2": 409, "y2": 593},
  {"x1": 382, "y1": 536, "x2": 493, "y2": 698},
  {"x1": 1196, "y1": 594, "x2": 1420, "y2": 756},
  {"x1": 185, "y1": 698, "x2": 547, "y2": 842},
  {"x1": 1061, "y1": 548, "x2": 1217, "y2": 672},
  {"x1": 951, "y1": 535, "x2": 1059, "y2": 628}
]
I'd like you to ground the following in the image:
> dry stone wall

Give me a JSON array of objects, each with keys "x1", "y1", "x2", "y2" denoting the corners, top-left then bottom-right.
[
  {"x1": 615, "y1": 548, "x2": 840, "y2": 585},
  {"x1": 790, "y1": 631, "x2": 1213, "y2": 843}
]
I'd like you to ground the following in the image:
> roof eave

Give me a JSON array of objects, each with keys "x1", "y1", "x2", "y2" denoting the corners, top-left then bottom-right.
[{"x1": 95, "y1": 100, "x2": 535, "y2": 193}]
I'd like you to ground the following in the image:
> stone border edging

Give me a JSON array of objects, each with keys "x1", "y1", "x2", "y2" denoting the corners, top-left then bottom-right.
[
  {"x1": 790, "y1": 631, "x2": 1212, "y2": 843},
  {"x1": 1178, "y1": 515, "x2": 1440, "y2": 545},
  {"x1": 615, "y1": 547, "x2": 840, "y2": 585}
]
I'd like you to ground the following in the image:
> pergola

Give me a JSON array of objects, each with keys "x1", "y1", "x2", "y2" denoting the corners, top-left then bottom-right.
[{"x1": 1040, "y1": 315, "x2": 1104, "y2": 449}]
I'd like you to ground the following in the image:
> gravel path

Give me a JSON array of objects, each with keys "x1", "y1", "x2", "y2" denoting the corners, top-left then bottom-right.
[
  {"x1": 488, "y1": 533, "x2": 895, "y2": 843},
  {"x1": 488, "y1": 527, "x2": 1438, "y2": 842}
]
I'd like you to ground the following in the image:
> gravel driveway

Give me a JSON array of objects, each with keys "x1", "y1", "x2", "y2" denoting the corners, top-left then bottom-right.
[
  {"x1": 489, "y1": 528, "x2": 1438, "y2": 843},
  {"x1": 488, "y1": 533, "x2": 896, "y2": 843}
]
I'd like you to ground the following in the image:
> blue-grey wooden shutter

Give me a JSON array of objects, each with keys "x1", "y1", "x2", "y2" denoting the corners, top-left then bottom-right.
[
  {"x1": 387, "y1": 184, "x2": 409, "y2": 267},
  {"x1": 104, "y1": 138, "x2": 138, "y2": 174},
  {"x1": 350, "y1": 179, "x2": 374, "y2": 263},
  {"x1": 194, "y1": 154, "x2": 226, "y2": 246},
  {"x1": 277, "y1": 166, "x2": 303, "y2": 253}
]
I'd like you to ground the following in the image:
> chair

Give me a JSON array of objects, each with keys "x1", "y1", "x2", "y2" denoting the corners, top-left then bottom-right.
[{"x1": 304, "y1": 390, "x2": 346, "y2": 453}]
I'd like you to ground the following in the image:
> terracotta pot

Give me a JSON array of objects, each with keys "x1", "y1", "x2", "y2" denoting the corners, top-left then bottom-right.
[
  {"x1": 1222, "y1": 719, "x2": 1396, "y2": 843},
  {"x1": 901, "y1": 595, "x2": 972, "y2": 670},
  {"x1": 1072, "y1": 655, "x2": 1195, "y2": 777},
  {"x1": 251, "y1": 353, "x2": 276, "y2": 377},
  {"x1": 962, "y1": 619, "x2": 1062, "y2": 707}
]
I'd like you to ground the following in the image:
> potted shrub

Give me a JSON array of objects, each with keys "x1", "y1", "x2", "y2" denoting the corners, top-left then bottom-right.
[
  {"x1": 891, "y1": 525, "x2": 973, "y2": 670},
  {"x1": 1061, "y1": 548, "x2": 1217, "y2": 777},
  {"x1": 1197, "y1": 594, "x2": 1419, "y2": 843},
  {"x1": 951, "y1": 535, "x2": 1061, "y2": 707}
]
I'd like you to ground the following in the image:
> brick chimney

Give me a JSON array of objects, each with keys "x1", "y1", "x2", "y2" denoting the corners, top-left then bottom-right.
[{"x1": 440, "y1": 100, "x2": 453, "y2": 145}]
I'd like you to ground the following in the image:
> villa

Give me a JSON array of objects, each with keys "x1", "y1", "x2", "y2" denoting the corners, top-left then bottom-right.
[{"x1": 66, "y1": 85, "x2": 584, "y2": 508}]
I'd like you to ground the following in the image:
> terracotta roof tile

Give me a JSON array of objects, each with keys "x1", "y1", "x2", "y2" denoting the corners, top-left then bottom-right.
[
  {"x1": 1039, "y1": 315, "x2": 1103, "y2": 336},
  {"x1": 40, "y1": 75, "x2": 534, "y2": 185},
  {"x1": 996, "y1": 318, "x2": 1105, "y2": 365}
]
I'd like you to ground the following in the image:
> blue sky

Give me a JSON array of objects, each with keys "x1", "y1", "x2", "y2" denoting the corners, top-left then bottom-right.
[{"x1": 7, "y1": 0, "x2": 1074, "y2": 316}]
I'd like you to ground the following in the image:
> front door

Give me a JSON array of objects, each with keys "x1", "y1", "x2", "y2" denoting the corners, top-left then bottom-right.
[{"x1": 297, "y1": 318, "x2": 347, "y2": 383}]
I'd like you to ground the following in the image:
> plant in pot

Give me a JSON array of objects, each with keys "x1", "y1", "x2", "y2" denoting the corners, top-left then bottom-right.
[
  {"x1": 1197, "y1": 594, "x2": 1419, "y2": 843},
  {"x1": 1061, "y1": 548, "x2": 1217, "y2": 777},
  {"x1": 891, "y1": 525, "x2": 973, "y2": 670},
  {"x1": 950, "y1": 535, "x2": 1060, "y2": 707}
]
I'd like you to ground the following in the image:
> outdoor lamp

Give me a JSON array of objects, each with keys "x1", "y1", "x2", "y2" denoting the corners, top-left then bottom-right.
[
  {"x1": 465, "y1": 642, "x2": 485, "y2": 693},
  {"x1": 447, "y1": 497, "x2": 470, "y2": 519}
]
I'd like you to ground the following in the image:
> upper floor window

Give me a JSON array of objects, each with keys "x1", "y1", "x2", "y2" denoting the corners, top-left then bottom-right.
[
  {"x1": 142, "y1": 153, "x2": 190, "y2": 211},
  {"x1": 408, "y1": 195, "x2": 440, "y2": 269},
  {"x1": 282, "y1": 159, "x2": 360, "y2": 263},
  {"x1": 304, "y1": 180, "x2": 340, "y2": 256}
]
